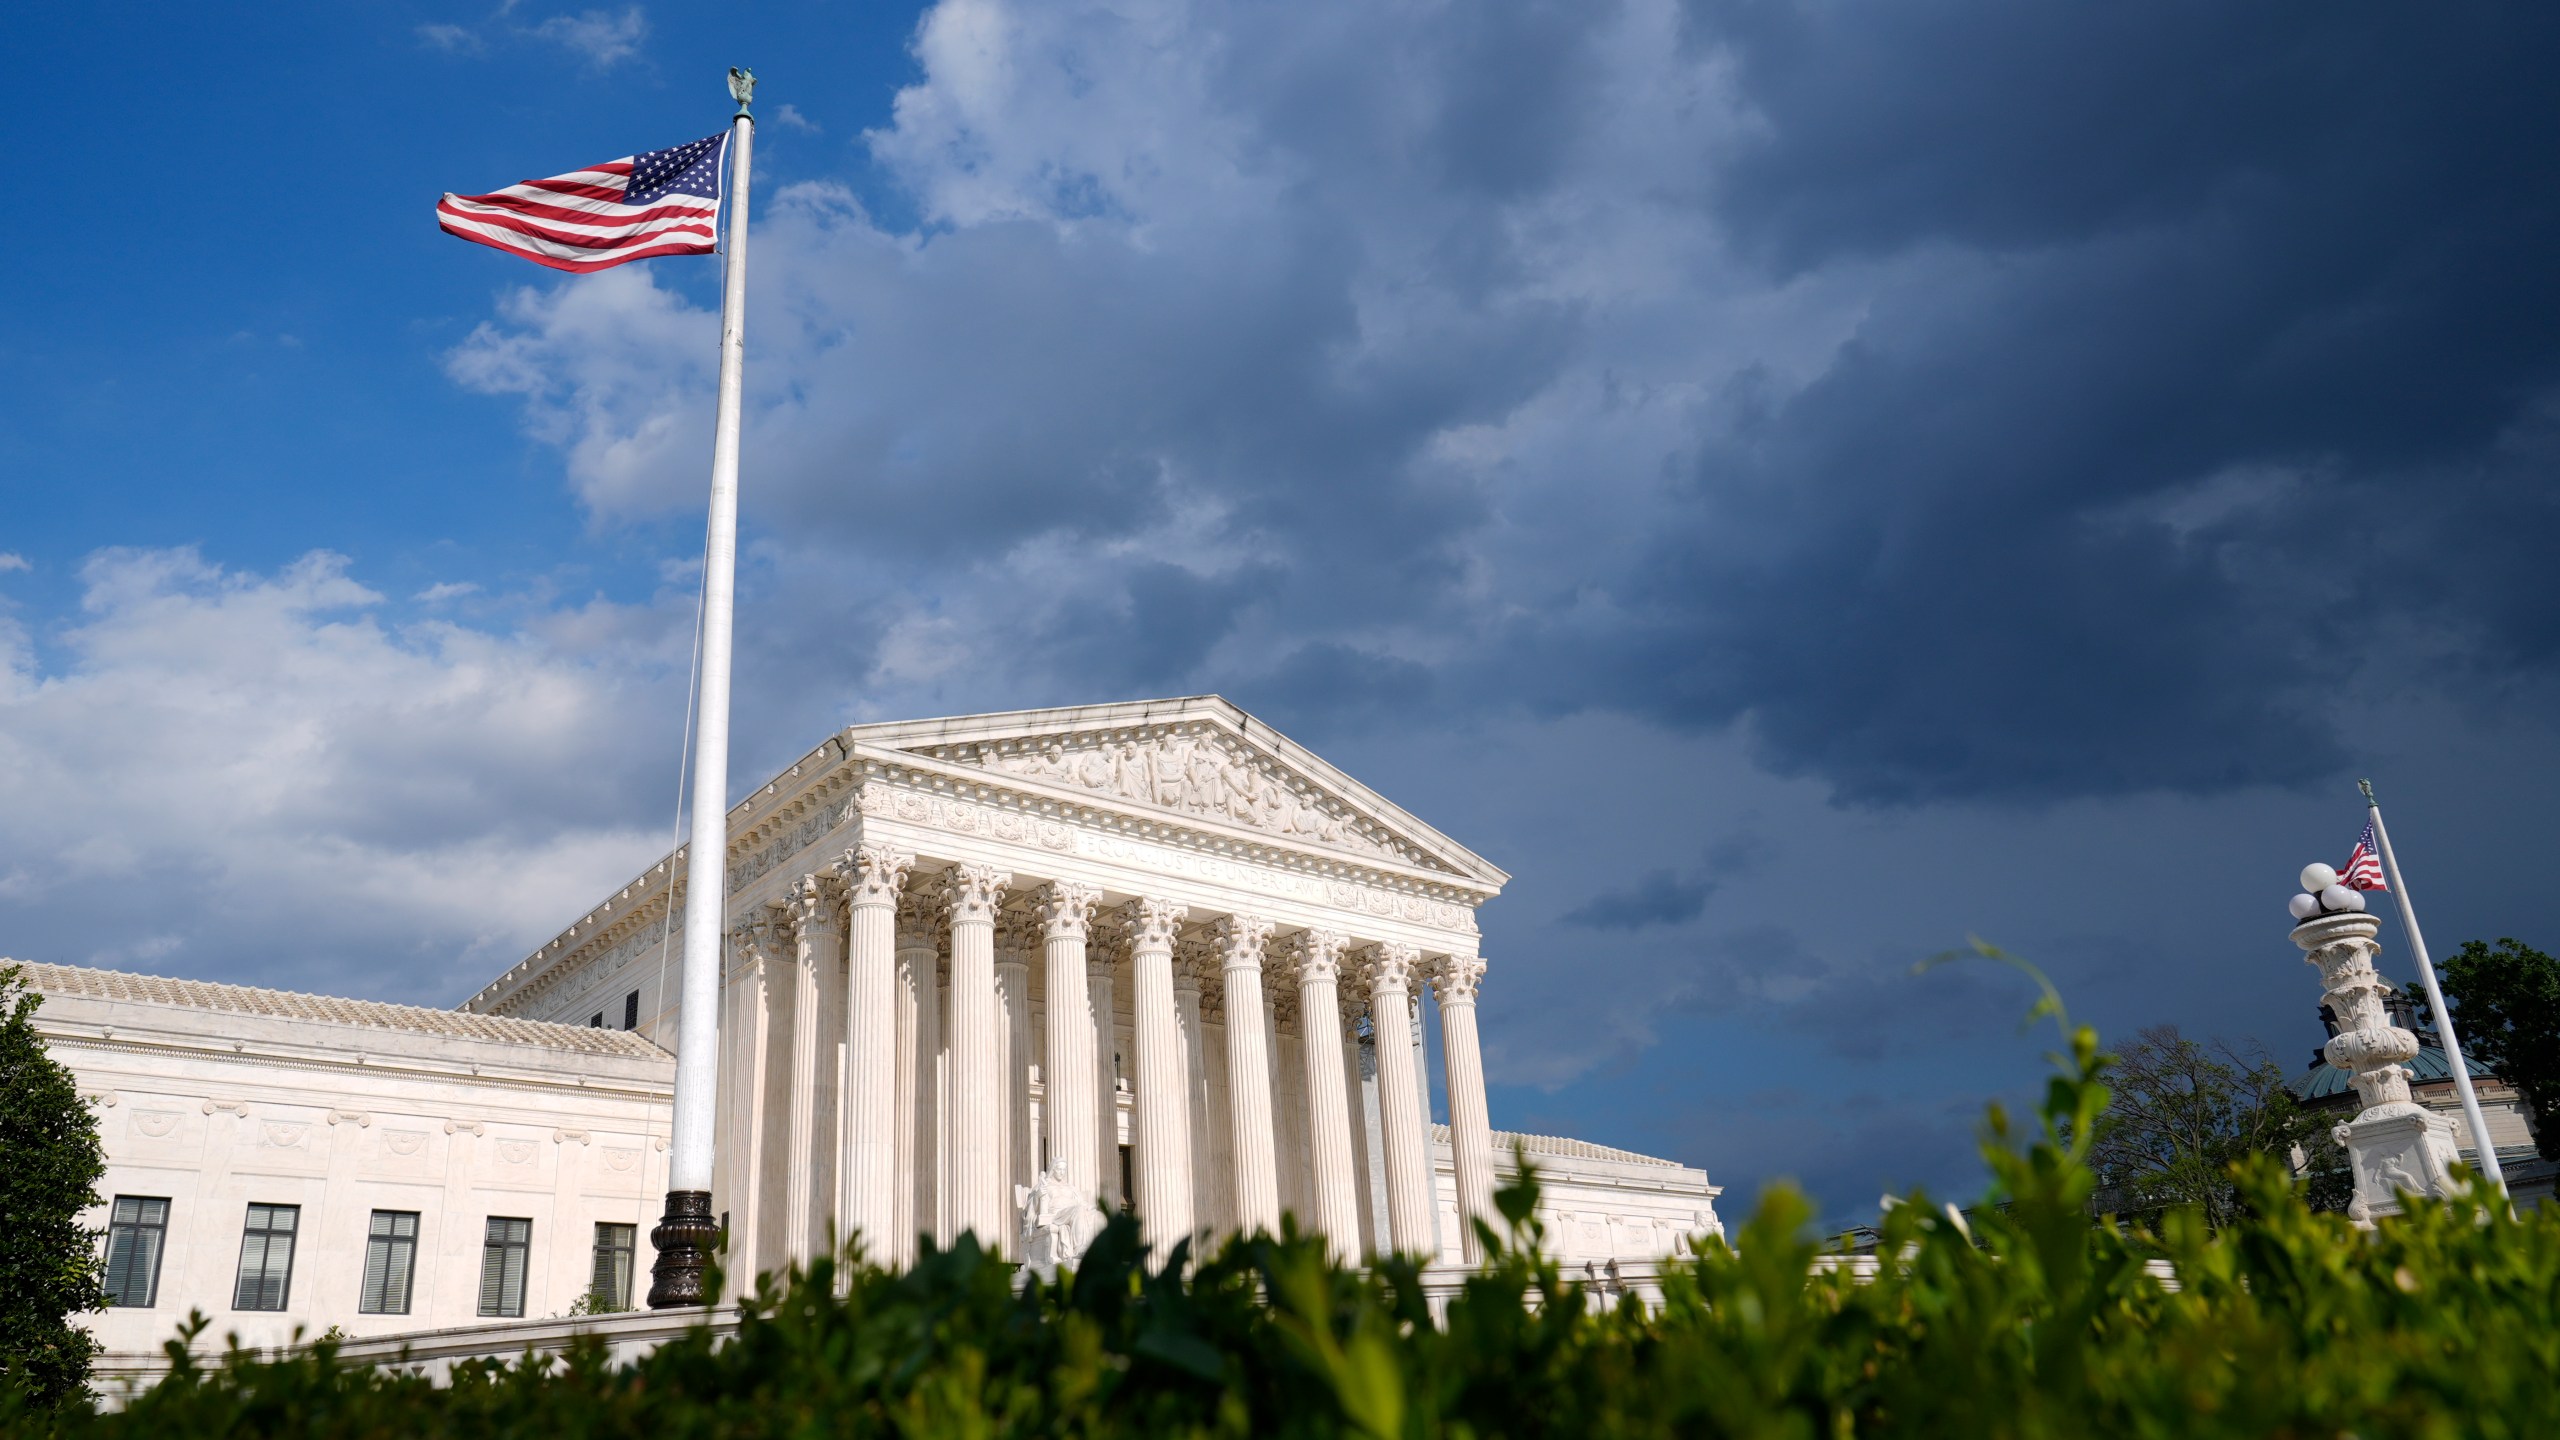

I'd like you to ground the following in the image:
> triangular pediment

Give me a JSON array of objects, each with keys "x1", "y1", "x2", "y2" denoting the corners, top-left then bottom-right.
[{"x1": 837, "y1": 696, "x2": 1507, "y2": 886}]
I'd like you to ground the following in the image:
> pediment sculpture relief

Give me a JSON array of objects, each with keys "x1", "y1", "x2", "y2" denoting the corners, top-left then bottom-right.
[{"x1": 932, "y1": 731, "x2": 1436, "y2": 869}]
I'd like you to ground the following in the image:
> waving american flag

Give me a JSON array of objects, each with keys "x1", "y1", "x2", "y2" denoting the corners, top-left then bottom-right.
[
  {"x1": 2343, "y1": 819, "x2": 2388, "y2": 891},
  {"x1": 438, "y1": 133, "x2": 728, "y2": 272}
]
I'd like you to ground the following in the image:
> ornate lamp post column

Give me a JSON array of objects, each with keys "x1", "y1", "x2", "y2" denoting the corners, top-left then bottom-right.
[{"x1": 2290, "y1": 864, "x2": 2459, "y2": 1224}]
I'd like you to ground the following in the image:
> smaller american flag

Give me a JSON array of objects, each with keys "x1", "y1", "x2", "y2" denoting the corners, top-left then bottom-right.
[
  {"x1": 439, "y1": 133, "x2": 729, "y2": 273},
  {"x1": 2342, "y1": 820, "x2": 2388, "y2": 891}
]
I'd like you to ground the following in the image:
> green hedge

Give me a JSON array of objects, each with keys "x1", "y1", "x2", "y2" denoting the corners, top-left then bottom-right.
[{"x1": 13, "y1": 994, "x2": 2557, "y2": 1436}]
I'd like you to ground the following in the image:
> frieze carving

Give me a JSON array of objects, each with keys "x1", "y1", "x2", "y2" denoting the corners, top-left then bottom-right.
[
  {"x1": 260, "y1": 1121, "x2": 309, "y2": 1149},
  {"x1": 132, "y1": 1110, "x2": 182, "y2": 1139},
  {"x1": 727, "y1": 800, "x2": 859, "y2": 895},
  {"x1": 497, "y1": 1138, "x2": 537, "y2": 1165},
  {"x1": 384, "y1": 1130, "x2": 428, "y2": 1157},
  {"x1": 930, "y1": 729, "x2": 1437, "y2": 867},
  {"x1": 604, "y1": 1146, "x2": 640, "y2": 1172}
]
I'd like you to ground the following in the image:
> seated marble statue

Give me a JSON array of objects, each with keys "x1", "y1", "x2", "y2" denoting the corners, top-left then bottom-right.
[{"x1": 1015, "y1": 1157, "x2": 1107, "y2": 1282}]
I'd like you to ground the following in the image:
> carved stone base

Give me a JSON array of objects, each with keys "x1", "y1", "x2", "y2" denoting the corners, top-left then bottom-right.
[
  {"x1": 647, "y1": 1189, "x2": 720, "y2": 1308},
  {"x1": 2339, "y1": 1109, "x2": 2462, "y2": 1226}
]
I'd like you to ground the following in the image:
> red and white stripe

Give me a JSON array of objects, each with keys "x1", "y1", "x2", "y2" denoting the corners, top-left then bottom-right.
[
  {"x1": 2343, "y1": 822, "x2": 2388, "y2": 891},
  {"x1": 438, "y1": 158, "x2": 720, "y2": 274}
]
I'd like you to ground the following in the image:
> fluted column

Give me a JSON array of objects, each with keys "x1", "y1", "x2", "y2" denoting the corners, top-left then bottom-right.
[
  {"x1": 1360, "y1": 943, "x2": 1436, "y2": 1255},
  {"x1": 1174, "y1": 954, "x2": 1224, "y2": 1241},
  {"x1": 837, "y1": 846, "x2": 910, "y2": 1265},
  {"x1": 1212, "y1": 914, "x2": 1281, "y2": 1236},
  {"x1": 1284, "y1": 929, "x2": 1362, "y2": 1261},
  {"x1": 781, "y1": 876, "x2": 844, "y2": 1267},
  {"x1": 1124, "y1": 897, "x2": 1193, "y2": 1257},
  {"x1": 1093, "y1": 957, "x2": 1124, "y2": 1208},
  {"x1": 994, "y1": 914, "x2": 1035, "y2": 1259},
  {"x1": 1430, "y1": 954, "x2": 1496, "y2": 1263},
  {"x1": 943, "y1": 864, "x2": 1012, "y2": 1246},
  {"x1": 1035, "y1": 883, "x2": 1104, "y2": 1199},
  {"x1": 892, "y1": 890, "x2": 940, "y2": 1264}
]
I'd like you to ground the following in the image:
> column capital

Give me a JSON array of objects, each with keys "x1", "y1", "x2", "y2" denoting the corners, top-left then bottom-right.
[
  {"x1": 785, "y1": 873, "x2": 839, "y2": 933},
  {"x1": 1119, "y1": 896, "x2": 1188, "y2": 950},
  {"x1": 1428, "y1": 954, "x2": 1487, "y2": 1006},
  {"x1": 1210, "y1": 913, "x2": 1275, "y2": 971},
  {"x1": 995, "y1": 909, "x2": 1040, "y2": 961},
  {"x1": 1278, "y1": 928, "x2": 1350, "y2": 983},
  {"x1": 942, "y1": 863, "x2": 1013, "y2": 924},
  {"x1": 837, "y1": 845, "x2": 915, "y2": 908},
  {"x1": 1357, "y1": 941, "x2": 1423, "y2": 995},
  {"x1": 893, "y1": 887, "x2": 940, "y2": 949},
  {"x1": 1033, "y1": 880, "x2": 1103, "y2": 940}
]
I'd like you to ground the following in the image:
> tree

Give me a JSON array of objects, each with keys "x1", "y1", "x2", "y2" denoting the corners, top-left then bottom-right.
[
  {"x1": 2414, "y1": 937, "x2": 2560, "y2": 1163},
  {"x1": 2085, "y1": 1025, "x2": 2334, "y2": 1227},
  {"x1": 0, "y1": 963, "x2": 107, "y2": 1409}
]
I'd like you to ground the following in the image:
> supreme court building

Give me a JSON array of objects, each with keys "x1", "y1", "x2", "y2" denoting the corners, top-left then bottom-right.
[{"x1": 29, "y1": 697, "x2": 1720, "y2": 1361}]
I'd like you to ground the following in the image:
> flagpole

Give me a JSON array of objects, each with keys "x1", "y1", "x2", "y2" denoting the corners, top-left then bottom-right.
[
  {"x1": 649, "y1": 67, "x2": 756, "y2": 1309},
  {"x1": 2358, "y1": 779, "x2": 2508, "y2": 1199}
]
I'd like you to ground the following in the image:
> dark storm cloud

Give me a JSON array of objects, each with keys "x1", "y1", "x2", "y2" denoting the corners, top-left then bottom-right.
[
  {"x1": 1562, "y1": 869, "x2": 1717, "y2": 929},
  {"x1": 1512, "y1": 1, "x2": 2560, "y2": 802}
]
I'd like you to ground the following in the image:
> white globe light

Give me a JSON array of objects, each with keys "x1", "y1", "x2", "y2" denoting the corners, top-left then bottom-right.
[
  {"x1": 2334, "y1": 886, "x2": 2367, "y2": 912},
  {"x1": 2322, "y1": 884, "x2": 2361, "y2": 912},
  {"x1": 2289, "y1": 893, "x2": 2320, "y2": 920},
  {"x1": 2301, "y1": 863, "x2": 2339, "y2": 892}
]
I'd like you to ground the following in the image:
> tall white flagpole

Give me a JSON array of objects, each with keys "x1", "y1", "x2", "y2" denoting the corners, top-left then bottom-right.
[
  {"x1": 649, "y1": 67, "x2": 756, "y2": 1309},
  {"x1": 2359, "y1": 779, "x2": 2508, "y2": 1199}
]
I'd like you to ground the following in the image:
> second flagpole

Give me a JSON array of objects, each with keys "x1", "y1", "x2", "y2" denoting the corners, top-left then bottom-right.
[
  {"x1": 650, "y1": 67, "x2": 757, "y2": 1309},
  {"x1": 2359, "y1": 779, "x2": 2508, "y2": 1200}
]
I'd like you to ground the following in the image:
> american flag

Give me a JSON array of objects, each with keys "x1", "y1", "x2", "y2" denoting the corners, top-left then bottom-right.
[
  {"x1": 439, "y1": 133, "x2": 729, "y2": 273},
  {"x1": 2343, "y1": 820, "x2": 2388, "y2": 891}
]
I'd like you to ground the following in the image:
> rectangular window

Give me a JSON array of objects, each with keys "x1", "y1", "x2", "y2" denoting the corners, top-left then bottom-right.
[
  {"x1": 1118, "y1": 1144, "x2": 1135, "y2": 1208},
  {"x1": 232, "y1": 1203, "x2": 300, "y2": 1311},
  {"x1": 590, "y1": 1222, "x2": 636, "y2": 1312},
  {"x1": 622, "y1": 990, "x2": 639, "y2": 1030},
  {"x1": 478, "y1": 1216, "x2": 532, "y2": 1317},
  {"x1": 103, "y1": 1196, "x2": 170, "y2": 1308},
  {"x1": 589, "y1": 1012, "x2": 605, "y2": 1028},
  {"x1": 359, "y1": 1210, "x2": 421, "y2": 1315}
]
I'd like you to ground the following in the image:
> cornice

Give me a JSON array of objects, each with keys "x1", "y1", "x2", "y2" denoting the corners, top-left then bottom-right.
[{"x1": 41, "y1": 1030, "x2": 673, "y2": 1104}]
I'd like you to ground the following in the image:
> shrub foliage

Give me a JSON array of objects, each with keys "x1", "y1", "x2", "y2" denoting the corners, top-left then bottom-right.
[{"x1": 13, "y1": 961, "x2": 2557, "y2": 1436}]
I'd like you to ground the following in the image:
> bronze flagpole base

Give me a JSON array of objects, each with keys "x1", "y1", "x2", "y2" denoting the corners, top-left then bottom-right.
[{"x1": 647, "y1": 1189, "x2": 720, "y2": 1308}]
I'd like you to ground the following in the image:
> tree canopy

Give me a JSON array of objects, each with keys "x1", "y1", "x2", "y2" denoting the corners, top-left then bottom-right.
[
  {"x1": 2085, "y1": 1025, "x2": 2336, "y2": 1227},
  {"x1": 2416, "y1": 937, "x2": 2560, "y2": 1163},
  {"x1": 0, "y1": 964, "x2": 108, "y2": 1409}
]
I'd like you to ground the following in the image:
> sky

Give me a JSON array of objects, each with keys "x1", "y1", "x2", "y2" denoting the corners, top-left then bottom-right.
[{"x1": 4, "y1": 1, "x2": 2558, "y2": 1229}]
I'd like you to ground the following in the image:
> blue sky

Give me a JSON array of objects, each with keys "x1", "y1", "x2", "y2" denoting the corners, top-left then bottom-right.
[{"x1": 5, "y1": 1, "x2": 2558, "y2": 1228}]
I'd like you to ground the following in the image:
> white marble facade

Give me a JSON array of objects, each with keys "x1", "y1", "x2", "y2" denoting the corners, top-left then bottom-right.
[{"x1": 26, "y1": 696, "x2": 1719, "y2": 1359}]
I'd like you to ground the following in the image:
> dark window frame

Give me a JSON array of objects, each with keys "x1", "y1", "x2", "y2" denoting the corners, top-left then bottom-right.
[
  {"x1": 103, "y1": 1195, "x2": 171, "y2": 1308},
  {"x1": 233, "y1": 1202, "x2": 301, "y2": 1312},
  {"x1": 622, "y1": 990, "x2": 639, "y2": 1030},
  {"x1": 478, "y1": 1216, "x2": 533, "y2": 1318},
  {"x1": 590, "y1": 1222, "x2": 637, "y2": 1311},
  {"x1": 359, "y1": 1210, "x2": 421, "y2": 1315}
]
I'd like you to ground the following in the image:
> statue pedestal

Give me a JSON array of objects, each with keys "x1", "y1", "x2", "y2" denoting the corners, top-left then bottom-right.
[{"x1": 2337, "y1": 1107, "x2": 2462, "y2": 1225}]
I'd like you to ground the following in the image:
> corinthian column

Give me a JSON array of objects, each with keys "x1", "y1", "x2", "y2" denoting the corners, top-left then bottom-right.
[
  {"x1": 1430, "y1": 955, "x2": 1496, "y2": 1263},
  {"x1": 837, "y1": 846, "x2": 910, "y2": 1265},
  {"x1": 1123, "y1": 897, "x2": 1193, "y2": 1257},
  {"x1": 1035, "y1": 882, "x2": 1104, "y2": 1198},
  {"x1": 1360, "y1": 943, "x2": 1436, "y2": 1256},
  {"x1": 994, "y1": 914, "x2": 1035, "y2": 1259},
  {"x1": 1212, "y1": 914, "x2": 1281, "y2": 1236},
  {"x1": 943, "y1": 864, "x2": 1013, "y2": 1247},
  {"x1": 1283, "y1": 929, "x2": 1361, "y2": 1261},
  {"x1": 892, "y1": 890, "x2": 940, "y2": 1265},
  {"x1": 781, "y1": 875, "x2": 844, "y2": 1267}
]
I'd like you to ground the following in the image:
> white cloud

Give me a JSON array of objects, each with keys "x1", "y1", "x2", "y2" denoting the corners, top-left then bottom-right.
[
  {"x1": 416, "y1": 22, "x2": 483, "y2": 54},
  {"x1": 0, "y1": 554, "x2": 28, "y2": 574},
  {"x1": 0, "y1": 548, "x2": 692, "y2": 1003},
  {"x1": 416, "y1": 581, "x2": 482, "y2": 603},
  {"x1": 530, "y1": 7, "x2": 649, "y2": 70},
  {"x1": 773, "y1": 103, "x2": 821, "y2": 134}
]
